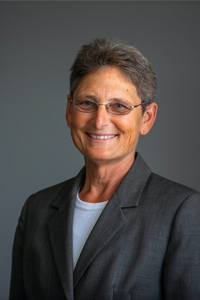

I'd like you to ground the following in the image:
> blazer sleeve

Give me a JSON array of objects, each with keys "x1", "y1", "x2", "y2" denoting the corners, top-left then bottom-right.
[
  {"x1": 9, "y1": 200, "x2": 28, "y2": 300},
  {"x1": 163, "y1": 192, "x2": 200, "y2": 299}
]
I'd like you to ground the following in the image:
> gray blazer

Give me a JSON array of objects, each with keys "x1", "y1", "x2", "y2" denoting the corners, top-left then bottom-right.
[{"x1": 9, "y1": 153, "x2": 200, "y2": 300}]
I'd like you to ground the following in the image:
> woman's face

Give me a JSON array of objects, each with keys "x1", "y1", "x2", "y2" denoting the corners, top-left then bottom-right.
[{"x1": 66, "y1": 67, "x2": 154, "y2": 166}]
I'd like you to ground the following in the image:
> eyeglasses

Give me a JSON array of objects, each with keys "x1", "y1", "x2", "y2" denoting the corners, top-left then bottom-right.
[{"x1": 70, "y1": 99, "x2": 145, "y2": 115}]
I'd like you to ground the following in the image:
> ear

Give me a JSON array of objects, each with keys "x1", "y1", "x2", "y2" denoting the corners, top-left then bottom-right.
[
  {"x1": 140, "y1": 102, "x2": 158, "y2": 136},
  {"x1": 66, "y1": 94, "x2": 72, "y2": 128}
]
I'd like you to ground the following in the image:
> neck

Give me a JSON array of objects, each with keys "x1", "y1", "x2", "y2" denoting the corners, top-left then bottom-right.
[{"x1": 79, "y1": 153, "x2": 135, "y2": 203}]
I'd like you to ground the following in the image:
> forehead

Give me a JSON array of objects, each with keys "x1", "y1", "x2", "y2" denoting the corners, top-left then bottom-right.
[{"x1": 73, "y1": 67, "x2": 139, "y2": 102}]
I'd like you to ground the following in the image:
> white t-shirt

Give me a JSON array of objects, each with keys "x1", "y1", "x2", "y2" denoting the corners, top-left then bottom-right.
[{"x1": 73, "y1": 193, "x2": 108, "y2": 269}]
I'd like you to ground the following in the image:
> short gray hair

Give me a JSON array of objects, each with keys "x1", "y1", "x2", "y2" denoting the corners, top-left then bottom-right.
[{"x1": 70, "y1": 38, "x2": 157, "y2": 112}]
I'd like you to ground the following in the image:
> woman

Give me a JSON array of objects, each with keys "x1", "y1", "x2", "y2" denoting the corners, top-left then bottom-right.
[{"x1": 9, "y1": 38, "x2": 200, "y2": 300}]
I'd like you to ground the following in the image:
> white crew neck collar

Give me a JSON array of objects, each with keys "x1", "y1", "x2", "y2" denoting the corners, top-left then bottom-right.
[{"x1": 76, "y1": 192, "x2": 108, "y2": 211}]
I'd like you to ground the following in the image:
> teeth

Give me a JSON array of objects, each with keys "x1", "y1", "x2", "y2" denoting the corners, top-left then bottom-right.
[{"x1": 88, "y1": 134, "x2": 116, "y2": 139}]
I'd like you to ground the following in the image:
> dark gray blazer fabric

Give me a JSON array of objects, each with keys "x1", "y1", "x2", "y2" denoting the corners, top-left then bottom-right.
[{"x1": 9, "y1": 153, "x2": 200, "y2": 300}]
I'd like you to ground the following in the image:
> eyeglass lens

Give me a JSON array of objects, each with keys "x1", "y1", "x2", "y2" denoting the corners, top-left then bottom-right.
[{"x1": 75, "y1": 101, "x2": 131, "y2": 115}]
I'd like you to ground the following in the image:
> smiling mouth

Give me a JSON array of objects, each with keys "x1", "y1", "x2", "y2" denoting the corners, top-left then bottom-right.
[{"x1": 86, "y1": 133, "x2": 117, "y2": 140}]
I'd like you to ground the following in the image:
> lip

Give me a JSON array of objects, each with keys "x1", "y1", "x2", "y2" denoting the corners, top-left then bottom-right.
[{"x1": 86, "y1": 133, "x2": 118, "y2": 140}]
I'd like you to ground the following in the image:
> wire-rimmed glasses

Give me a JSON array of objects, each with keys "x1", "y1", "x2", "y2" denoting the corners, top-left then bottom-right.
[{"x1": 70, "y1": 99, "x2": 145, "y2": 115}]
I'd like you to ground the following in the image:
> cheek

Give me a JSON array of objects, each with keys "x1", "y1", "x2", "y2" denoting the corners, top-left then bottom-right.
[
  {"x1": 122, "y1": 131, "x2": 138, "y2": 149},
  {"x1": 70, "y1": 127, "x2": 85, "y2": 156},
  {"x1": 118, "y1": 120, "x2": 141, "y2": 144},
  {"x1": 71, "y1": 110, "x2": 88, "y2": 128},
  {"x1": 66, "y1": 115, "x2": 71, "y2": 128},
  {"x1": 70, "y1": 115, "x2": 87, "y2": 146}
]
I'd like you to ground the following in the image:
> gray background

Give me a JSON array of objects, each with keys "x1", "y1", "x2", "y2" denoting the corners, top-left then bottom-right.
[{"x1": 1, "y1": 1, "x2": 200, "y2": 299}]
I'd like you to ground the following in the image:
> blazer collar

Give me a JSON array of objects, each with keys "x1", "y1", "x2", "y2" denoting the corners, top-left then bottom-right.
[
  {"x1": 51, "y1": 167, "x2": 85, "y2": 208},
  {"x1": 116, "y1": 152, "x2": 151, "y2": 208}
]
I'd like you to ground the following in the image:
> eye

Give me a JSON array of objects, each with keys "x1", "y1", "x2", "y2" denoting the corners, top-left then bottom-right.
[
  {"x1": 112, "y1": 103, "x2": 128, "y2": 109},
  {"x1": 80, "y1": 100, "x2": 96, "y2": 107},
  {"x1": 109, "y1": 102, "x2": 131, "y2": 115}
]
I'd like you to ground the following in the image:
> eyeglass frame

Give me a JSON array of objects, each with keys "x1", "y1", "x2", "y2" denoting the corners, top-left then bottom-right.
[{"x1": 70, "y1": 99, "x2": 146, "y2": 115}]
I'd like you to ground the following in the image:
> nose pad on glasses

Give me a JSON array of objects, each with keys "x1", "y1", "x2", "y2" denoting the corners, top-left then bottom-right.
[
  {"x1": 97, "y1": 103, "x2": 109, "y2": 112},
  {"x1": 94, "y1": 104, "x2": 110, "y2": 128}
]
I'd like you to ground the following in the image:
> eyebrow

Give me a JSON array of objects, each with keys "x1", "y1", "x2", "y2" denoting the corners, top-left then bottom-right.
[{"x1": 75, "y1": 94, "x2": 132, "y2": 105}]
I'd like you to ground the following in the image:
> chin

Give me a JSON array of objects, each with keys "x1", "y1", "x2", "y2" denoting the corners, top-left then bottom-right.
[{"x1": 84, "y1": 152, "x2": 114, "y2": 162}]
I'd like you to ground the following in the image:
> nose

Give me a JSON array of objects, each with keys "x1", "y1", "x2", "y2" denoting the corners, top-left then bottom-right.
[{"x1": 93, "y1": 104, "x2": 110, "y2": 129}]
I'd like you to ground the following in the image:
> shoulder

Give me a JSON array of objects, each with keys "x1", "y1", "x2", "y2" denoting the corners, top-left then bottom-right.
[
  {"x1": 21, "y1": 176, "x2": 76, "y2": 216},
  {"x1": 19, "y1": 167, "x2": 85, "y2": 223},
  {"x1": 143, "y1": 172, "x2": 200, "y2": 211},
  {"x1": 148, "y1": 172, "x2": 199, "y2": 197},
  {"x1": 29, "y1": 177, "x2": 75, "y2": 201}
]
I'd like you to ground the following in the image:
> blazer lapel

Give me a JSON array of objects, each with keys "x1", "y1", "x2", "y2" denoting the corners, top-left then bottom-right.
[
  {"x1": 73, "y1": 153, "x2": 152, "y2": 288},
  {"x1": 48, "y1": 168, "x2": 85, "y2": 300}
]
